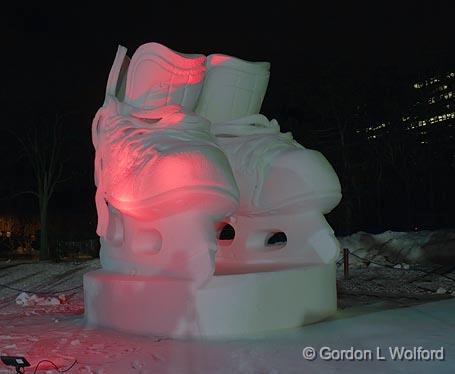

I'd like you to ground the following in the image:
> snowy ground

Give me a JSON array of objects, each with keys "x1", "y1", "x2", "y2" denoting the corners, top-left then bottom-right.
[
  {"x1": 0, "y1": 230, "x2": 454, "y2": 373},
  {"x1": 338, "y1": 229, "x2": 455, "y2": 266},
  {"x1": 337, "y1": 229, "x2": 455, "y2": 309}
]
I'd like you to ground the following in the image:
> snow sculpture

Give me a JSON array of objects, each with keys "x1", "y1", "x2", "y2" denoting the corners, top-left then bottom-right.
[{"x1": 84, "y1": 43, "x2": 341, "y2": 337}]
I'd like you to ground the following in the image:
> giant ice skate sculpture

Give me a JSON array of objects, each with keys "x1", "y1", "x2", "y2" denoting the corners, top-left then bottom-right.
[{"x1": 84, "y1": 43, "x2": 341, "y2": 337}]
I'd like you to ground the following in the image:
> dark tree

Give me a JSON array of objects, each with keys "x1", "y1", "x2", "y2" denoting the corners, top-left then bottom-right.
[{"x1": 14, "y1": 114, "x2": 69, "y2": 260}]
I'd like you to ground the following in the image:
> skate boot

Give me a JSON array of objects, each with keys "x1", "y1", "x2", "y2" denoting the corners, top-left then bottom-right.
[
  {"x1": 92, "y1": 43, "x2": 239, "y2": 285},
  {"x1": 195, "y1": 54, "x2": 342, "y2": 274}
]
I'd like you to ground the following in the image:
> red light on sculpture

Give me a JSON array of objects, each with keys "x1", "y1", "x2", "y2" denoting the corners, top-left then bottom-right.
[{"x1": 210, "y1": 55, "x2": 231, "y2": 66}]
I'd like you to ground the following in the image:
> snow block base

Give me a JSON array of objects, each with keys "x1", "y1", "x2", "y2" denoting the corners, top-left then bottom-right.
[{"x1": 84, "y1": 264, "x2": 336, "y2": 338}]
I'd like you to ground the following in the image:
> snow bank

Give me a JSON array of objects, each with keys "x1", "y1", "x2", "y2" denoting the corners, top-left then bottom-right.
[
  {"x1": 15, "y1": 292, "x2": 66, "y2": 307},
  {"x1": 338, "y1": 229, "x2": 455, "y2": 266}
]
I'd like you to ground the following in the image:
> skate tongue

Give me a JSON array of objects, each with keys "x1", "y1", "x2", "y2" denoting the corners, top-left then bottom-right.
[{"x1": 212, "y1": 114, "x2": 281, "y2": 136}]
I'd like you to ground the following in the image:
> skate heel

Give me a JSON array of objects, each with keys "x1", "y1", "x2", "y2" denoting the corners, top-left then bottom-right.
[
  {"x1": 216, "y1": 211, "x2": 339, "y2": 274},
  {"x1": 101, "y1": 188, "x2": 238, "y2": 285}
]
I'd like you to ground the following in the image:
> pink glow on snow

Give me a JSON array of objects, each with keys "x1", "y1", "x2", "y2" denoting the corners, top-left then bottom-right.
[
  {"x1": 210, "y1": 55, "x2": 232, "y2": 66},
  {"x1": 108, "y1": 150, "x2": 219, "y2": 209}
]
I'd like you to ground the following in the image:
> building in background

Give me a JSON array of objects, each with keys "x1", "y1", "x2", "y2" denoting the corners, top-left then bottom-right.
[
  {"x1": 404, "y1": 71, "x2": 455, "y2": 146},
  {"x1": 359, "y1": 71, "x2": 455, "y2": 147}
]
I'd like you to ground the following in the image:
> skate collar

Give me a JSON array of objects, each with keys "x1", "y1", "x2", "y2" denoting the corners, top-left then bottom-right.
[{"x1": 207, "y1": 54, "x2": 270, "y2": 73}]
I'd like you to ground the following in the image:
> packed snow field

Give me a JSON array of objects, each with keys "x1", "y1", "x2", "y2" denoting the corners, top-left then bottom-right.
[
  {"x1": 337, "y1": 229, "x2": 455, "y2": 308},
  {"x1": 0, "y1": 230, "x2": 454, "y2": 373}
]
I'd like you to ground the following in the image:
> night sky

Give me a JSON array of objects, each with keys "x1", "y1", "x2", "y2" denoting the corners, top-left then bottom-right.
[
  {"x1": 2, "y1": 3, "x2": 455, "y2": 236},
  {"x1": 3, "y1": 4, "x2": 455, "y2": 120}
]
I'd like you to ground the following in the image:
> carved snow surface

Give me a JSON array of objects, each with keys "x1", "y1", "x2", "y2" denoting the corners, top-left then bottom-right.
[{"x1": 93, "y1": 98, "x2": 236, "y2": 214}]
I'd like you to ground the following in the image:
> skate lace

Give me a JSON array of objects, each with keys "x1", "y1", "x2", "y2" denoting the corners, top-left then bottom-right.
[
  {"x1": 211, "y1": 114, "x2": 283, "y2": 137},
  {"x1": 211, "y1": 114, "x2": 303, "y2": 182}
]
